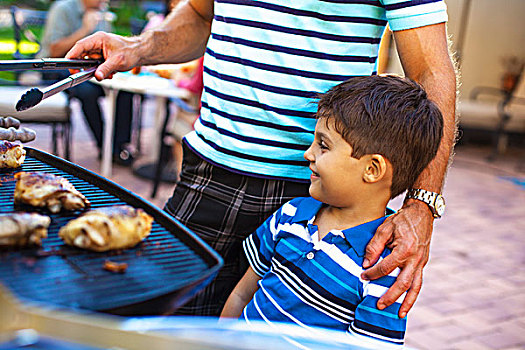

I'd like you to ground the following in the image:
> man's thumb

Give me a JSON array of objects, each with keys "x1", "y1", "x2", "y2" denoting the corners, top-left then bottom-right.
[{"x1": 95, "y1": 60, "x2": 115, "y2": 80}]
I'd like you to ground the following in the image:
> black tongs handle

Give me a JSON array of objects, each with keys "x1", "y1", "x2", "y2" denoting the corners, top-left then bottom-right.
[{"x1": 0, "y1": 58, "x2": 101, "y2": 71}]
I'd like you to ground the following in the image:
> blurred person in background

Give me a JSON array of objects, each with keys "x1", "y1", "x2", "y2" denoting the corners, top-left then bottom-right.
[
  {"x1": 67, "y1": 0, "x2": 456, "y2": 318},
  {"x1": 38, "y1": 0, "x2": 134, "y2": 165}
]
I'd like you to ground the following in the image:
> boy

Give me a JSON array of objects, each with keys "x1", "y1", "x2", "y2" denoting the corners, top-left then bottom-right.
[{"x1": 220, "y1": 75, "x2": 443, "y2": 347}]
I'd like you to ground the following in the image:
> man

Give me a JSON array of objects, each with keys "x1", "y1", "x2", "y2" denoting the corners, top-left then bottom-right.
[
  {"x1": 67, "y1": 0, "x2": 456, "y2": 318},
  {"x1": 40, "y1": 0, "x2": 134, "y2": 165}
]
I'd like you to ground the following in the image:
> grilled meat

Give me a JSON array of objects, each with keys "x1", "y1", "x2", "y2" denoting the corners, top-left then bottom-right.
[
  {"x1": 0, "y1": 141, "x2": 26, "y2": 168},
  {"x1": 103, "y1": 260, "x2": 128, "y2": 273},
  {"x1": 14, "y1": 171, "x2": 90, "y2": 213},
  {"x1": 0, "y1": 212, "x2": 51, "y2": 246},
  {"x1": 59, "y1": 205, "x2": 153, "y2": 252}
]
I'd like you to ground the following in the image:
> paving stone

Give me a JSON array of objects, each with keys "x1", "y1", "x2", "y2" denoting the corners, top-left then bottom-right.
[
  {"x1": 407, "y1": 305, "x2": 448, "y2": 330},
  {"x1": 427, "y1": 299, "x2": 470, "y2": 315},
  {"x1": 406, "y1": 329, "x2": 450, "y2": 350},
  {"x1": 426, "y1": 323, "x2": 473, "y2": 342},
  {"x1": 445, "y1": 339, "x2": 492, "y2": 350},
  {"x1": 447, "y1": 291, "x2": 492, "y2": 309},
  {"x1": 476, "y1": 329, "x2": 525, "y2": 349},
  {"x1": 494, "y1": 319, "x2": 525, "y2": 340},
  {"x1": 471, "y1": 305, "x2": 518, "y2": 324},
  {"x1": 448, "y1": 312, "x2": 493, "y2": 334}
]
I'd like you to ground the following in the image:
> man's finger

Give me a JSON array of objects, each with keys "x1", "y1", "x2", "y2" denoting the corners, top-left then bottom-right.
[
  {"x1": 66, "y1": 40, "x2": 96, "y2": 60},
  {"x1": 398, "y1": 268, "x2": 423, "y2": 318},
  {"x1": 65, "y1": 43, "x2": 84, "y2": 59},
  {"x1": 65, "y1": 32, "x2": 105, "y2": 59},
  {"x1": 361, "y1": 242, "x2": 410, "y2": 280},
  {"x1": 376, "y1": 262, "x2": 417, "y2": 310},
  {"x1": 363, "y1": 221, "x2": 394, "y2": 268}
]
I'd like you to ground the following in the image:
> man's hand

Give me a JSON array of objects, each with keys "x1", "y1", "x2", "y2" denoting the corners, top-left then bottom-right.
[
  {"x1": 66, "y1": 32, "x2": 142, "y2": 81},
  {"x1": 67, "y1": 0, "x2": 213, "y2": 79},
  {"x1": 361, "y1": 199, "x2": 433, "y2": 318}
]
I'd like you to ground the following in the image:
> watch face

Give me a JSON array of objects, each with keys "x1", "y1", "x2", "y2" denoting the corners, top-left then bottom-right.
[{"x1": 435, "y1": 195, "x2": 446, "y2": 216}]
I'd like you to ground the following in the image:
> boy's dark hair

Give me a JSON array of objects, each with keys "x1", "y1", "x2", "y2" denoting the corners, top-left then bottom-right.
[{"x1": 316, "y1": 75, "x2": 443, "y2": 199}]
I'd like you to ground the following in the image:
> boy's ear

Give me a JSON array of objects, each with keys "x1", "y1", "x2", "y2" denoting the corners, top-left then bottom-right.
[{"x1": 363, "y1": 154, "x2": 388, "y2": 183}]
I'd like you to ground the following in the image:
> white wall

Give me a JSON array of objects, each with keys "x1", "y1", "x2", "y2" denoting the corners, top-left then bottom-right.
[{"x1": 386, "y1": 0, "x2": 525, "y2": 98}]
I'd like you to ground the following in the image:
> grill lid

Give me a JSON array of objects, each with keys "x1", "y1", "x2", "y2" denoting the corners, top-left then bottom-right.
[{"x1": 0, "y1": 148, "x2": 222, "y2": 315}]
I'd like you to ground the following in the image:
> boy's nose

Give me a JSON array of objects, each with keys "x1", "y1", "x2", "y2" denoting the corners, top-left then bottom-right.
[{"x1": 304, "y1": 145, "x2": 314, "y2": 161}]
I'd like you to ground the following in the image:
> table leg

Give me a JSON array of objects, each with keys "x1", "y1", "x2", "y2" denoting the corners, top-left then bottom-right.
[
  {"x1": 132, "y1": 95, "x2": 179, "y2": 189},
  {"x1": 152, "y1": 96, "x2": 168, "y2": 161},
  {"x1": 131, "y1": 93, "x2": 143, "y2": 153},
  {"x1": 101, "y1": 87, "x2": 116, "y2": 178}
]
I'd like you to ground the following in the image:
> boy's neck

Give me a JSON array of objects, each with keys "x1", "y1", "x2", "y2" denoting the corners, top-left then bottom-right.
[{"x1": 313, "y1": 200, "x2": 388, "y2": 241}]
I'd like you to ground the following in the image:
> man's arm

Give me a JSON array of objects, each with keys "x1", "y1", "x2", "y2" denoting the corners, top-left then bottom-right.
[
  {"x1": 65, "y1": 0, "x2": 214, "y2": 80},
  {"x1": 220, "y1": 267, "x2": 261, "y2": 319},
  {"x1": 361, "y1": 23, "x2": 457, "y2": 318}
]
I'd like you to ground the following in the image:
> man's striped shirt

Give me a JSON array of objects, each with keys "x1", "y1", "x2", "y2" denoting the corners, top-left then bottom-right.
[
  {"x1": 242, "y1": 197, "x2": 406, "y2": 346},
  {"x1": 185, "y1": 0, "x2": 448, "y2": 181}
]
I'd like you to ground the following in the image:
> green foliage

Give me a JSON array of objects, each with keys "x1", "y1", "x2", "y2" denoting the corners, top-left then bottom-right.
[
  {"x1": 110, "y1": 0, "x2": 145, "y2": 29},
  {"x1": 0, "y1": 49, "x2": 15, "y2": 80},
  {"x1": 0, "y1": 47, "x2": 18, "y2": 81},
  {"x1": 2, "y1": 0, "x2": 51, "y2": 11},
  {"x1": 0, "y1": 28, "x2": 14, "y2": 40}
]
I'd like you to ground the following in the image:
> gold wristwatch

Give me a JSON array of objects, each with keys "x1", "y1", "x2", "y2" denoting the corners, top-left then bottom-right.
[{"x1": 405, "y1": 189, "x2": 445, "y2": 218}]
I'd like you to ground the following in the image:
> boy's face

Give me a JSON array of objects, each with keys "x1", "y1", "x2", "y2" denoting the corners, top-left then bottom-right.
[{"x1": 304, "y1": 118, "x2": 369, "y2": 207}]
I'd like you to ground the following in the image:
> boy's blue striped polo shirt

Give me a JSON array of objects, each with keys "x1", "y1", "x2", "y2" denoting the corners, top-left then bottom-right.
[{"x1": 242, "y1": 197, "x2": 406, "y2": 346}]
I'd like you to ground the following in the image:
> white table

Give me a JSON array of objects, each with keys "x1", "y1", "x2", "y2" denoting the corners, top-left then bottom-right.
[{"x1": 92, "y1": 71, "x2": 192, "y2": 177}]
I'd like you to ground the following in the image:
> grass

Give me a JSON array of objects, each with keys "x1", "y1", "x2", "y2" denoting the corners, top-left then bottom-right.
[{"x1": 0, "y1": 27, "x2": 42, "y2": 81}]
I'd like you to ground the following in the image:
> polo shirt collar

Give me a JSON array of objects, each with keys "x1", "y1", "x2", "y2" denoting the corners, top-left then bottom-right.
[
  {"x1": 340, "y1": 211, "x2": 393, "y2": 256},
  {"x1": 290, "y1": 197, "x2": 394, "y2": 257}
]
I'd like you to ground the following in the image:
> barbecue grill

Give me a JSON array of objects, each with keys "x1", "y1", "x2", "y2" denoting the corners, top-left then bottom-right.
[{"x1": 0, "y1": 147, "x2": 222, "y2": 316}]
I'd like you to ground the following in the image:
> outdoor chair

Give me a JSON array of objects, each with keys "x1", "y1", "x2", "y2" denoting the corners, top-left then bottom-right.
[
  {"x1": 0, "y1": 6, "x2": 72, "y2": 159},
  {"x1": 10, "y1": 5, "x2": 45, "y2": 60},
  {"x1": 0, "y1": 86, "x2": 72, "y2": 159},
  {"x1": 458, "y1": 63, "x2": 525, "y2": 160}
]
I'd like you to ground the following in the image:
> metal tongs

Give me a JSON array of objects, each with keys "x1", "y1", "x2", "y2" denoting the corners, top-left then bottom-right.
[
  {"x1": 0, "y1": 116, "x2": 36, "y2": 142},
  {"x1": 0, "y1": 58, "x2": 101, "y2": 111}
]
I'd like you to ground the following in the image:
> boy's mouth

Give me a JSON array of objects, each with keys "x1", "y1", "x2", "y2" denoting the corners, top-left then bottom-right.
[{"x1": 309, "y1": 167, "x2": 319, "y2": 177}]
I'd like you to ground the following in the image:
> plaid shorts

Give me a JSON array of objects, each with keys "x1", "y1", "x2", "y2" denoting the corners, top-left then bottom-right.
[{"x1": 164, "y1": 143, "x2": 310, "y2": 316}]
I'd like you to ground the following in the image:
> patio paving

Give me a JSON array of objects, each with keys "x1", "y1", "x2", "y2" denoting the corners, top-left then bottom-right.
[{"x1": 21, "y1": 97, "x2": 525, "y2": 349}]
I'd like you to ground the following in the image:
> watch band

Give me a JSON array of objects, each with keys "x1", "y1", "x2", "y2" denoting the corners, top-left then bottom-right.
[{"x1": 405, "y1": 188, "x2": 445, "y2": 218}]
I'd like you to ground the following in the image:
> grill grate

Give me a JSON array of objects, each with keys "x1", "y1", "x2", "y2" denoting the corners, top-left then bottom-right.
[{"x1": 0, "y1": 148, "x2": 222, "y2": 315}]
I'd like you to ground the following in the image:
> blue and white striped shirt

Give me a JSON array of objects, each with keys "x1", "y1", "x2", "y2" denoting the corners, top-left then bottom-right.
[
  {"x1": 185, "y1": 0, "x2": 448, "y2": 180},
  {"x1": 242, "y1": 197, "x2": 405, "y2": 346}
]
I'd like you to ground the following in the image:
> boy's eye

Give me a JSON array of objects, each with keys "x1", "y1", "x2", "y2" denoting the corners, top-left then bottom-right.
[{"x1": 318, "y1": 140, "x2": 328, "y2": 150}]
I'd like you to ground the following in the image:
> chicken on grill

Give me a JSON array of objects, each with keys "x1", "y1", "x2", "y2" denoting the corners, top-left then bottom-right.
[
  {"x1": 59, "y1": 205, "x2": 153, "y2": 252},
  {"x1": 0, "y1": 141, "x2": 26, "y2": 168},
  {"x1": 14, "y1": 172, "x2": 90, "y2": 213},
  {"x1": 0, "y1": 212, "x2": 51, "y2": 247}
]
